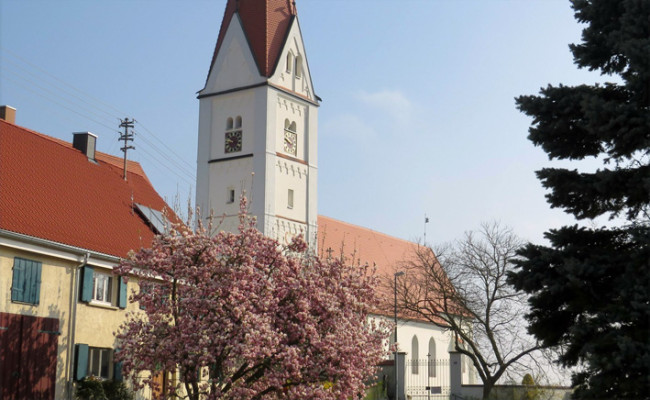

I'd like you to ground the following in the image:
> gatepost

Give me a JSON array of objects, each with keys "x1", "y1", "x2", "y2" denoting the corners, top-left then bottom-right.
[{"x1": 449, "y1": 351, "x2": 462, "y2": 397}]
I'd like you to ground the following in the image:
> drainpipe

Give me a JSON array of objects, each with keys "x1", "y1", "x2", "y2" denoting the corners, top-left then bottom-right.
[{"x1": 66, "y1": 252, "x2": 88, "y2": 399}]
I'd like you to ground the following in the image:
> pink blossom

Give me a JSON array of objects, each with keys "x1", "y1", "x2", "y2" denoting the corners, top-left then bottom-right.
[{"x1": 114, "y1": 202, "x2": 389, "y2": 400}]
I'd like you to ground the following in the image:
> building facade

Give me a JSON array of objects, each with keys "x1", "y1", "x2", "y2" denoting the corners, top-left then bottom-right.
[
  {"x1": 0, "y1": 111, "x2": 169, "y2": 399},
  {"x1": 195, "y1": 0, "x2": 319, "y2": 248}
]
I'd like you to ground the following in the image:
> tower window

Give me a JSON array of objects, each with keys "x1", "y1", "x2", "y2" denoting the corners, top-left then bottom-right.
[
  {"x1": 287, "y1": 189, "x2": 294, "y2": 209},
  {"x1": 295, "y1": 55, "x2": 303, "y2": 78},
  {"x1": 227, "y1": 188, "x2": 235, "y2": 204},
  {"x1": 286, "y1": 52, "x2": 294, "y2": 73},
  {"x1": 225, "y1": 116, "x2": 242, "y2": 153}
]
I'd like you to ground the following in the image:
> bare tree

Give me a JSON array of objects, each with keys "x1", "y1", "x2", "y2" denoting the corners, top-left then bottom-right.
[{"x1": 395, "y1": 222, "x2": 555, "y2": 400}]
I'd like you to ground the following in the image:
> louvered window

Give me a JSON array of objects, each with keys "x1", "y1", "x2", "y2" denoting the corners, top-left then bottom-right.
[{"x1": 11, "y1": 257, "x2": 42, "y2": 305}]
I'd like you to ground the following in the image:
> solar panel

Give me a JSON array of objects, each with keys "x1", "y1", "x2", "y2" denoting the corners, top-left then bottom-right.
[{"x1": 135, "y1": 203, "x2": 168, "y2": 234}]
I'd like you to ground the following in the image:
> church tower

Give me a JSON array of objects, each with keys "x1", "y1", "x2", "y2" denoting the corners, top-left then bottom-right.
[{"x1": 196, "y1": 0, "x2": 319, "y2": 248}]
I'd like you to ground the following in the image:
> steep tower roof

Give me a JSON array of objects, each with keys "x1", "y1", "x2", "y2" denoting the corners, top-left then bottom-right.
[{"x1": 209, "y1": 0, "x2": 297, "y2": 79}]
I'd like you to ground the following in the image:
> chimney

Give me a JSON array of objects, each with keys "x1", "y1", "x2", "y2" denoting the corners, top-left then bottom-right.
[
  {"x1": 72, "y1": 132, "x2": 97, "y2": 161},
  {"x1": 0, "y1": 106, "x2": 16, "y2": 124}
]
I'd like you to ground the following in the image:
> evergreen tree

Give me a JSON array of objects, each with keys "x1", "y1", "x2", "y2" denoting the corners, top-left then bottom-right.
[{"x1": 509, "y1": 1, "x2": 649, "y2": 399}]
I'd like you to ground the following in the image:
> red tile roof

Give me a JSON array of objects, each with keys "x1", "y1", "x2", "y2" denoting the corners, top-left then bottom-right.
[
  {"x1": 208, "y1": 0, "x2": 296, "y2": 80},
  {"x1": 317, "y1": 215, "x2": 421, "y2": 277},
  {"x1": 317, "y1": 216, "x2": 454, "y2": 324},
  {"x1": 0, "y1": 119, "x2": 170, "y2": 258}
]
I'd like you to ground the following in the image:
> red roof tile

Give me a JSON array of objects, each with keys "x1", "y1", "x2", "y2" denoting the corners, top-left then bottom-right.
[
  {"x1": 0, "y1": 119, "x2": 170, "y2": 258},
  {"x1": 208, "y1": 0, "x2": 296, "y2": 80},
  {"x1": 317, "y1": 216, "x2": 455, "y2": 324},
  {"x1": 317, "y1": 215, "x2": 421, "y2": 277}
]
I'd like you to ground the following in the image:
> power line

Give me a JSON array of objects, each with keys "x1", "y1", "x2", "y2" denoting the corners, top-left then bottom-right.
[{"x1": 1, "y1": 47, "x2": 197, "y2": 186}]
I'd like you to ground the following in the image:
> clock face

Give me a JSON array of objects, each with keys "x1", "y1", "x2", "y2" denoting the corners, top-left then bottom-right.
[
  {"x1": 284, "y1": 131, "x2": 297, "y2": 156},
  {"x1": 225, "y1": 131, "x2": 242, "y2": 153}
]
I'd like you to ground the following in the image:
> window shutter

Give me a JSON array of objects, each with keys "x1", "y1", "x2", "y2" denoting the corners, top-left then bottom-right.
[
  {"x1": 11, "y1": 258, "x2": 42, "y2": 304},
  {"x1": 114, "y1": 348, "x2": 123, "y2": 382},
  {"x1": 118, "y1": 277, "x2": 127, "y2": 309},
  {"x1": 31, "y1": 261, "x2": 42, "y2": 305},
  {"x1": 11, "y1": 258, "x2": 26, "y2": 302},
  {"x1": 81, "y1": 266, "x2": 94, "y2": 302},
  {"x1": 75, "y1": 343, "x2": 89, "y2": 381}
]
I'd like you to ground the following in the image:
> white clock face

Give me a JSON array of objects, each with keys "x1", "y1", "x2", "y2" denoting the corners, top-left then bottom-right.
[{"x1": 284, "y1": 131, "x2": 297, "y2": 156}]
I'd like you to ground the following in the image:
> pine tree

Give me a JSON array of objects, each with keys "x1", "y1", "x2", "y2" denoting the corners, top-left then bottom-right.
[{"x1": 509, "y1": 1, "x2": 649, "y2": 399}]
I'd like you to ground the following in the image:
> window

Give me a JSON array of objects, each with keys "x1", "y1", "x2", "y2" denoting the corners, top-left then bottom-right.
[
  {"x1": 224, "y1": 116, "x2": 242, "y2": 153},
  {"x1": 411, "y1": 335, "x2": 419, "y2": 374},
  {"x1": 93, "y1": 271, "x2": 112, "y2": 304},
  {"x1": 227, "y1": 188, "x2": 235, "y2": 204},
  {"x1": 295, "y1": 55, "x2": 303, "y2": 78},
  {"x1": 11, "y1": 257, "x2": 42, "y2": 305},
  {"x1": 88, "y1": 347, "x2": 112, "y2": 379},
  {"x1": 80, "y1": 266, "x2": 127, "y2": 308},
  {"x1": 287, "y1": 189, "x2": 294, "y2": 209},
  {"x1": 75, "y1": 344, "x2": 116, "y2": 381},
  {"x1": 286, "y1": 52, "x2": 294, "y2": 73},
  {"x1": 428, "y1": 338, "x2": 437, "y2": 377}
]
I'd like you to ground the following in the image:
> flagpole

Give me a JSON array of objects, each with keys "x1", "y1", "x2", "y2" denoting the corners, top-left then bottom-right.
[{"x1": 424, "y1": 214, "x2": 429, "y2": 245}]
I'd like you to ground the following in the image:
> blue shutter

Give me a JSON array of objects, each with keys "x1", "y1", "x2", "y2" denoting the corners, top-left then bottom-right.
[
  {"x1": 11, "y1": 258, "x2": 42, "y2": 305},
  {"x1": 75, "y1": 343, "x2": 89, "y2": 381},
  {"x1": 118, "y1": 277, "x2": 127, "y2": 309},
  {"x1": 11, "y1": 258, "x2": 26, "y2": 302},
  {"x1": 31, "y1": 261, "x2": 42, "y2": 305},
  {"x1": 114, "y1": 348, "x2": 123, "y2": 382},
  {"x1": 81, "y1": 266, "x2": 94, "y2": 302}
]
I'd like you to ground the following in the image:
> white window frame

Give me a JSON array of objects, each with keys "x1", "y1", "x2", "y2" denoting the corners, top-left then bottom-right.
[
  {"x1": 227, "y1": 188, "x2": 235, "y2": 204},
  {"x1": 92, "y1": 271, "x2": 112, "y2": 305},
  {"x1": 88, "y1": 347, "x2": 112, "y2": 379}
]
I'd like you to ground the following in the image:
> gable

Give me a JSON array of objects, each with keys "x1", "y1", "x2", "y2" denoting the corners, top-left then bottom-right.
[
  {"x1": 202, "y1": 14, "x2": 266, "y2": 94},
  {"x1": 268, "y1": 17, "x2": 316, "y2": 101}
]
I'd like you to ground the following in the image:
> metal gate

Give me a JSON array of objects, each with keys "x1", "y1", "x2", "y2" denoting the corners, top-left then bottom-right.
[
  {"x1": 0, "y1": 312, "x2": 59, "y2": 399},
  {"x1": 405, "y1": 358, "x2": 450, "y2": 399}
]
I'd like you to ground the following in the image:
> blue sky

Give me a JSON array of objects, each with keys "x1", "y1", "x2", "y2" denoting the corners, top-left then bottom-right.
[{"x1": 0, "y1": 0, "x2": 610, "y2": 246}]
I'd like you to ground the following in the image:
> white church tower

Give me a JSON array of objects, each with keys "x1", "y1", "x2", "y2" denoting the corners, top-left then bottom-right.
[{"x1": 196, "y1": 0, "x2": 319, "y2": 247}]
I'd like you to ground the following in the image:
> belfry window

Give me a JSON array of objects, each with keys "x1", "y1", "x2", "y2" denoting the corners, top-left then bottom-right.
[
  {"x1": 286, "y1": 52, "x2": 294, "y2": 73},
  {"x1": 225, "y1": 116, "x2": 242, "y2": 153},
  {"x1": 283, "y1": 119, "x2": 297, "y2": 156},
  {"x1": 295, "y1": 55, "x2": 303, "y2": 78}
]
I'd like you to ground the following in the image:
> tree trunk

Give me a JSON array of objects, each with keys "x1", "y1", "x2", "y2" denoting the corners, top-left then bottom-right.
[{"x1": 482, "y1": 379, "x2": 495, "y2": 400}]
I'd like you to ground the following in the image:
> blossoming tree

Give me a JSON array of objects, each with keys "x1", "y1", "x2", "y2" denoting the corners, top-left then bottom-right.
[{"x1": 114, "y1": 202, "x2": 388, "y2": 400}]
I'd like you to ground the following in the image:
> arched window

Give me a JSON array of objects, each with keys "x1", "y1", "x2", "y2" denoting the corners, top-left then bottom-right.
[
  {"x1": 411, "y1": 336, "x2": 419, "y2": 374},
  {"x1": 286, "y1": 52, "x2": 294, "y2": 73},
  {"x1": 283, "y1": 119, "x2": 297, "y2": 156},
  {"x1": 224, "y1": 116, "x2": 242, "y2": 154},
  {"x1": 295, "y1": 55, "x2": 303, "y2": 78},
  {"x1": 428, "y1": 338, "x2": 437, "y2": 377}
]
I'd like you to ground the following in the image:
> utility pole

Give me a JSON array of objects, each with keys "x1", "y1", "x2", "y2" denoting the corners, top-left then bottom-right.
[{"x1": 119, "y1": 118, "x2": 135, "y2": 181}]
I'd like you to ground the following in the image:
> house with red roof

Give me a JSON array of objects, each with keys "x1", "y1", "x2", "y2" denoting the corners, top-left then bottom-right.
[{"x1": 0, "y1": 108, "x2": 171, "y2": 399}]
